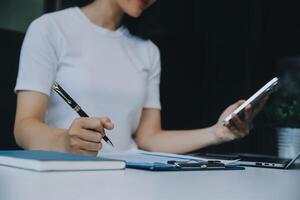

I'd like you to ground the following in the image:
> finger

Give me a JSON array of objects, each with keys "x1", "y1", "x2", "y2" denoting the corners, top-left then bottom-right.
[
  {"x1": 253, "y1": 96, "x2": 269, "y2": 116},
  {"x1": 72, "y1": 149, "x2": 98, "y2": 157},
  {"x1": 230, "y1": 122, "x2": 251, "y2": 138},
  {"x1": 236, "y1": 99, "x2": 246, "y2": 106},
  {"x1": 76, "y1": 117, "x2": 104, "y2": 131},
  {"x1": 70, "y1": 137, "x2": 102, "y2": 151},
  {"x1": 226, "y1": 125, "x2": 245, "y2": 139},
  {"x1": 225, "y1": 100, "x2": 245, "y2": 112},
  {"x1": 225, "y1": 122, "x2": 232, "y2": 129},
  {"x1": 73, "y1": 117, "x2": 113, "y2": 132},
  {"x1": 76, "y1": 129, "x2": 103, "y2": 143},
  {"x1": 227, "y1": 100, "x2": 245, "y2": 111},
  {"x1": 231, "y1": 114, "x2": 247, "y2": 131},
  {"x1": 69, "y1": 122, "x2": 103, "y2": 141},
  {"x1": 71, "y1": 117, "x2": 100, "y2": 131},
  {"x1": 99, "y1": 117, "x2": 114, "y2": 130},
  {"x1": 244, "y1": 104, "x2": 253, "y2": 122}
]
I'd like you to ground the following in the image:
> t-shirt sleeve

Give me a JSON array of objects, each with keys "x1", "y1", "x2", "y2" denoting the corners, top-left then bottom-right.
[
  {"x1": 143, "y1": 41, "x2": 161, "y2": 109},
  {"x1": 14, "y1": 15, "x2": 60, "y2": 96}
]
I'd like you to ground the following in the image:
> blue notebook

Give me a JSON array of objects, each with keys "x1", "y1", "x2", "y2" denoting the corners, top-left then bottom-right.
[{"x1": 0, "y1": 150, "x2": 126, "y2": 172}]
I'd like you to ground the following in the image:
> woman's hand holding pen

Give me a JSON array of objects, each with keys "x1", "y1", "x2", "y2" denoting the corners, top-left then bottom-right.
[
  {"x1": 64, "y1": 117, "x2": 114, "y2": 156},
  {"x1": 212, "y1": 97, "x2": 268, "y2": 144}
]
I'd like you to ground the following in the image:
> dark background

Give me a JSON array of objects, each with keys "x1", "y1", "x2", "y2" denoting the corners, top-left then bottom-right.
[{"x1": 1, "y1": 0, "x2": 300, "y2": 154}]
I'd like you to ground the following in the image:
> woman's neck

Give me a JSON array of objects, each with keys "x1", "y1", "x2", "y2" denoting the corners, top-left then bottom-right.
[{"x1": 81, "y1": 0, "x2": 124, "y2": 31}]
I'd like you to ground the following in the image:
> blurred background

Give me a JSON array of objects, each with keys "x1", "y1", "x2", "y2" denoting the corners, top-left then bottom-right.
[{"x1": 1, "y1": 0, "x2": 299, "y2": 155}]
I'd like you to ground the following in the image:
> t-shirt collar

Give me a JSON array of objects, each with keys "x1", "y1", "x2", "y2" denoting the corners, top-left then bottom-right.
[{"x1": 74, "y1": 6, "x2": 127, "y2": 37}]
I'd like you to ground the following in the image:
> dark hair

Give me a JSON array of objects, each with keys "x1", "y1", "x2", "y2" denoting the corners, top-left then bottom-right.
[{"x1": 61, "y1": 0, "x2": 159, "y2": 40}]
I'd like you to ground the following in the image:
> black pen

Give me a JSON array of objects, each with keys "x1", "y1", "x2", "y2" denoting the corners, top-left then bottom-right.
[{"x1": 52, "y1": 82, "x2": 114, "y2": 147}]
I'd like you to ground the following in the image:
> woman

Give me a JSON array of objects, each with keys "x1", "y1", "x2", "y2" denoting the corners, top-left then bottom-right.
[{"x1": 14, "y1": 0, "x2": 266, "y2": 156}]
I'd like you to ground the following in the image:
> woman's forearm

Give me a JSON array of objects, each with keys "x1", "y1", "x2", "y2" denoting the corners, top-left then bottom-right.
[
  {"x1": 136, "y1": 125, "x2": 220, "y2": 154},
  {"x1": 14, "y1": 118, "x2": 68, "y2": 152}
]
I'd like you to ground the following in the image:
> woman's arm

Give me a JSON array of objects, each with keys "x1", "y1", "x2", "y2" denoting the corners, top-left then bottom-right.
[
  {"x1": 135, "y1": 109, "x2": 219, "y2": 154},
  {"x1": 135, "y1": 98, "x2": 267, "y2": 154},
  {"x1": 14, "y1": 91, "x2": 114, "y2": 156}
]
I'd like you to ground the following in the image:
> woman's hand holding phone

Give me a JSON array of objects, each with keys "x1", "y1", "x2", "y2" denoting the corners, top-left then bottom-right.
[{"x1": 213, "y1": 96, "x2": 269, "y2": 144}]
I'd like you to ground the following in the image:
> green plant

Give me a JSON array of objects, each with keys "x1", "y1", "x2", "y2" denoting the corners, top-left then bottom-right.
[{"x1": 267, "y1": 80, "x2": 300, "y2": 128}]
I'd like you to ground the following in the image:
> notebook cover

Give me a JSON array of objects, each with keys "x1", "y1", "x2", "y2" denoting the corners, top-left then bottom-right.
[{"x1": 0, "y1": 150, "x2": 126, "y2": 171}]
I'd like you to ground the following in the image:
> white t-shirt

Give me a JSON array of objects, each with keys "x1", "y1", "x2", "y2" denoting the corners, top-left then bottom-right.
[{"x1": 15, "y1": 7, "x2": 161, "y2": 152}]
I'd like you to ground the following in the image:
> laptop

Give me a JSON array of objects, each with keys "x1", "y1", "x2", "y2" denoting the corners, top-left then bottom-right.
[{"x1": 191, "y1": 152, "x2": 300, "y2": 169}]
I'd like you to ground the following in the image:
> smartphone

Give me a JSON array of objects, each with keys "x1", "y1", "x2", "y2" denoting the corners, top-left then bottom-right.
[{"x1": 223, "y1": 77, "x2": 279, "y2": 125}]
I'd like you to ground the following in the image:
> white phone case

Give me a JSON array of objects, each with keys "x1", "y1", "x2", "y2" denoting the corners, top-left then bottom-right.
[{"x1": 223, "y1": 77, "x2": 279, "y2": 125}]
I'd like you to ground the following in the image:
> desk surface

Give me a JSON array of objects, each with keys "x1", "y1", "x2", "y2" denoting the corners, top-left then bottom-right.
[{"x1": 0, "y1": 165, "x2": 299, "y2": 200}]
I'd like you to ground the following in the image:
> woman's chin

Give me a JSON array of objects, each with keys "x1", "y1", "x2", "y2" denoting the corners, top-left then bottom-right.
[{"x1": 126, "y1": 10, "x2": 143, "y2": 18}]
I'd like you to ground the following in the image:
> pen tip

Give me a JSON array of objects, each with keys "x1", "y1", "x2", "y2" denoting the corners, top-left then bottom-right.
[
  {"x1": 109, "y1": 141, "x2": 114, "y2": 147},
  {"x1": 103, "y1": 136, "x2": 114, "y2": 147}
]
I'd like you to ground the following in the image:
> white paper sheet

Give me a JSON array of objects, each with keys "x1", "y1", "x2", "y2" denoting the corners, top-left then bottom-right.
[{"x1": 99, "y1": 150, "x2": 239, "y2": 165}]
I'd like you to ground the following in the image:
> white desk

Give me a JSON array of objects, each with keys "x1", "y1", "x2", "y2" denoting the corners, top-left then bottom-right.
[{"x1": 0, "y1": 165, "x2": 299, "y2": 200}]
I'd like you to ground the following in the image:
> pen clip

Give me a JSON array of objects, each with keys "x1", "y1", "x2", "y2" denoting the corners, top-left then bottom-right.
[{"x1": 52, "y1": 82, "x2": 72, "y2": 105}]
